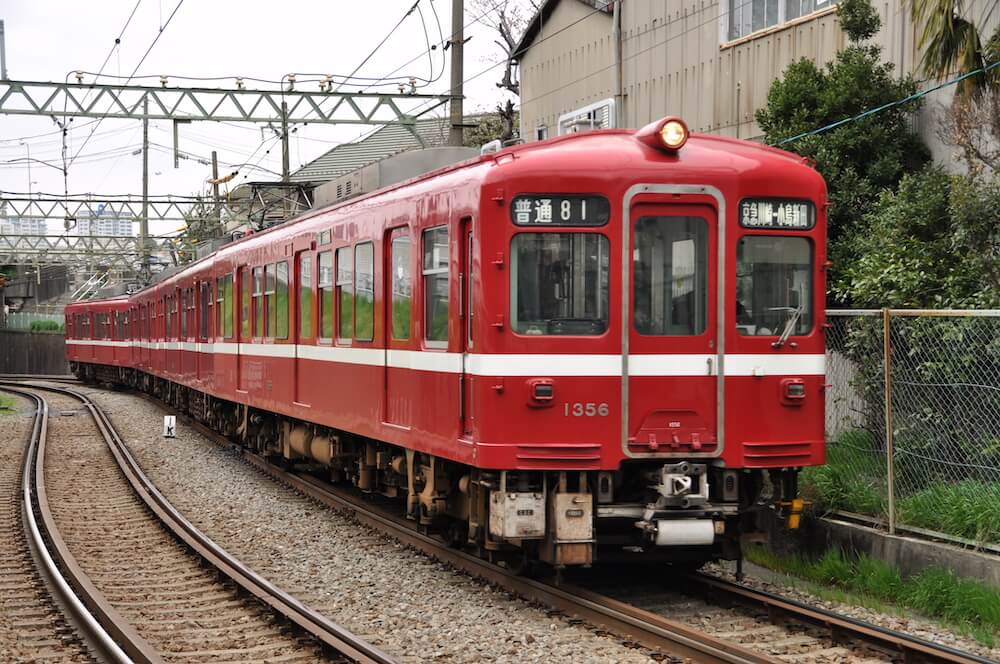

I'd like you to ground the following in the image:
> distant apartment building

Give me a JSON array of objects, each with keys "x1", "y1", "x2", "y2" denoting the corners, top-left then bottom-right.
[
  {"x1": 514, "y1": 0, "x2": 997, "y2": 162},
  {"x1": 74, "y1": 205, "x2": 134, "y2": 236},
  {"x1": 0, "y1": 216, "x2": 49, "y2": 235}
]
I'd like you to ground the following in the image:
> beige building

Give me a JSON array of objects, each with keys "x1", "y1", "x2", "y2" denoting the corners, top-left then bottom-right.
[{"x1": 514, "y1": 0, "x2": 997, "y2": 160}]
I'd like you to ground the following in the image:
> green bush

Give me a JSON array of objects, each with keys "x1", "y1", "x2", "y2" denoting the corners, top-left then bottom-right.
[
  {"x1": 30, "y1": 320, "x2": 63, "y2": 332},
  {"x1": 801, "y1": 430, "x2": 886, "y2": 516}
]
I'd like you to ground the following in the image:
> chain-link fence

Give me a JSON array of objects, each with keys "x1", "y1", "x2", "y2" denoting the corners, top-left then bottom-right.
[{"x1": 814, "y1": 309, "x2": 1000, "y2": 547}]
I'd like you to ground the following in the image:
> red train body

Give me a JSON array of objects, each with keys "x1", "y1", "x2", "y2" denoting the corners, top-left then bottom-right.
[{"x1": 66, "y1": 118, "x2": 827, "y2": 568}]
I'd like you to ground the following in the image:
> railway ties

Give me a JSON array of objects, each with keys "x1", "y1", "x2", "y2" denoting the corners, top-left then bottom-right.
[{"x1": 0, "y1": 382, "x2": 396, "y2": 664}]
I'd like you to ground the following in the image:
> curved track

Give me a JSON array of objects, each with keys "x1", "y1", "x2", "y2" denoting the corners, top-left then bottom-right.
[{"x1": 0, "y1": 382, "x2": 398, "y2": 664}]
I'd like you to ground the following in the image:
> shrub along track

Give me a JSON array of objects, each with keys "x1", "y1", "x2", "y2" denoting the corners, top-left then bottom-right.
[{"x1": 0, "y1": 382, "x2": 396, "y2": 664}]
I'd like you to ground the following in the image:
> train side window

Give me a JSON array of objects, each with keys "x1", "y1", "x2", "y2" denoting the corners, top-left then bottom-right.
[
  {"x1": 390, "y1": 232, "x2": 412, "y2": 340},
  {"x1": 240, "y1": 267, "x2": 251, "y2": 339},
  {"x1": 199, "y1": 283, "x2": 210, "y2": 340},
  {"x1": 336, "y1": 246, "x2": 354, "y2": 342},
  {"x1": 422, "y1": 226, "x2": 449, "y2": 345},
  {"x1": 318, "y1": 251, "x2": 334, "y2": 340},
  {"x1": 165, "y1": 298, "x2": 174, "y2": 339},
  {"x1": 354, "y1": 243, "x2": 374, "y2": 341},
  {"x1": 187, "y1": 289, "x2": 196, "y2": 338},
  {"x1": 265, "y1": 264, "x2": 277, "y2": 338},
  {"x1": 180, "y1": 291, "x2": 188, "y2": 338},
  {"x1": 216, "y1": 277, "x2": 225, "y2": 338},
  {"x1": 299, "y1": 253, "x2": 313, "y2": 340},
  {"x1": 221, "y1": 274, "x2": 234, "y2": 339},
  {"x1": 276, "y1": 262, "x2": 289, "y2": 340},
  {"x1": 633, "y1": 216, "x2": 708, "y2": 336},
  {"x1": 252, "y1": 267, "x2": 264, "y2": 338}
]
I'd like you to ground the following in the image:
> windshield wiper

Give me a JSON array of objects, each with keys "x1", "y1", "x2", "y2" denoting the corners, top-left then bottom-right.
[{"x1": 769, "y1": 304, "x2": 803, "y2": 348}]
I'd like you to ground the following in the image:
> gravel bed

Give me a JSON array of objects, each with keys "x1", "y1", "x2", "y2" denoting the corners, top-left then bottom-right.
[
  {"x1": 704, "y1": 561, "x2": 1000, "y2": 659},
  {"x1": 78, "y1": 386, "x2": 656, "y2": 664},
  {"x1": 0, "y1": 392, "x2": 90, "y2": 663}
]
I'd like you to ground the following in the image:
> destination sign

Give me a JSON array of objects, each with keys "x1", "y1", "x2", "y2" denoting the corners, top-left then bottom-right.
[
  {"x1": 739, "y1": 199, "x2": 815, "y2": 230},
  {"x1": 511, "y1": 194, "x2": 610, "y2": 227}
]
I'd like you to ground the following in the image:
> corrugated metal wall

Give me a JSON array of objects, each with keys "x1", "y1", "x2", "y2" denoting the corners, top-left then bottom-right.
[
  {"x1": 519, "y1": 0, "x2": 998, "y2": 147},
  {"x1": 0, "y1": 330, "x2": 69, "y2": 375}
]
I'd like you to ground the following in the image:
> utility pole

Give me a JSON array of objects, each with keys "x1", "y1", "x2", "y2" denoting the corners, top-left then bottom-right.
[
  {"x1": 0, "y1": 21, "x2": 7, "y2": 81},
  {"x1": 141, "y1": 97, "x2": 150, "y2": 283},
  {"x1": 280, "y1": 101, "x2": 290, "y2": 182},
  {"x1": 448, "y1": 0, "x2": 464, "y2": 147},
  {"x1": 211, "y1": 150, "x2": 221, "y2": 230}
]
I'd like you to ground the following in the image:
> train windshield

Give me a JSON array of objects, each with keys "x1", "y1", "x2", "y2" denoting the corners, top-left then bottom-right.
[
  {"x1": 510, "y1": 233, "x2": 609, "y2": 335},
  {"x1": 736, "y1": 236, "x2": 812, "y2": 336}
]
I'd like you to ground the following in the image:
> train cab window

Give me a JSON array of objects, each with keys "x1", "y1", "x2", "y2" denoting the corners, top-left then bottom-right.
[
  {"x1": 240, "y1": 267, "x2": 251, "y2": 339},
  {"x1": 422, "y1": 226, "x2": 449, "y2": 344},
  {"x1": 299, "y1": 253, "x2": 313, "y2": 340},
  {"x1": 634, "y1": 217, "x2": 708, "y2": 336},
  {"x1": 318, "y1": 251, "x2": 334, "y2": 340},
  {"x1": 510, "y1": 233, "x2": 609, "y2": 336},
  {"x1": 355, "y1": 243, "x2": 374, "y2": 341},
  {"x1": 275, "y1": 262, "x2": 289, "y2": 340},
  {"x1": 736, "y1": 236, "x2": 812, "y2": 336},
  {"x1": 390, "y1": 233, "x2": 412, "y2": 340},
  {"x1": 252, "y1": 267, "x2": 264, "y2": 338},
  {"x1": 336, "y1": 246, "x2": 354, "y2": 342}
]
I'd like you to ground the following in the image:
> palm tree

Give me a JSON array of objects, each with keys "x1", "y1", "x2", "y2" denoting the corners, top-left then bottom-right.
[{"x1": 911, "y1": 0, "x2": 999, "y2": 96}]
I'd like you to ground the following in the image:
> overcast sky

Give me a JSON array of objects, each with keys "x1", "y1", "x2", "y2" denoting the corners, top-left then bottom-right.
[{"x1": 0, "y1": 0, "x2": 518, "y2": 234}]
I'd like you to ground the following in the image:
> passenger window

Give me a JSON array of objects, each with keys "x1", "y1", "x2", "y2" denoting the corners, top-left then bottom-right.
[
  {"x1": 336, "y1": 246, "x2": 354, "y2": 342},
  {"x1": 633, "y1": 216, "x2": 708, "y2": 336},
  {"x1": 276, "y1": 262, "x2": 289, "y2": 340},
  {"x1": 252, "y1": 267, "x2": 264, "y2": 338},
  {"x1": 318, "y1": 252, "x2": 334, "y2": 339},
  {"x1": 510, "y1": 233, "x2": 609, "y2": 336},
  {"x1": 422, "y1": 226, "x2": 449, "y2": 344},
  {"x1": 355, "y1": 243, "x2": 374, "y2": 341},
  {"x1": 265, "y1": 264, "x2": 277, "y2": 337},
  {"x1": 299, "y1": 253, "x2": 313, "y2": 340},
  {"x1": 200, "y1": 283, "x2": 210, "y2": 340},
  {"x1": 216, "y1": 278, "x2": 225, "y2": 338},
  {"x1": 240, "y1": 267, "x2": 250, "y2": 339},
  {"x1": 390, "y1": 232, "x2": 412, "y2": 340},
  {"x1": 223, "y1": 275, "x2": 234, "y2": 338}
]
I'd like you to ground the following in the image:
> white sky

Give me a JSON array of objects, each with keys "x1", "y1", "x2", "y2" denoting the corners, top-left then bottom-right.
[{"x1": 0, "y1": 0, "x2": 518, "y2": 234}]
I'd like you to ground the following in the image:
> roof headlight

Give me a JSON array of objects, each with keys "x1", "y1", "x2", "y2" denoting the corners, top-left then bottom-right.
[{"x1": 659, "y1": 119, "x2": 689, "y2": 150}]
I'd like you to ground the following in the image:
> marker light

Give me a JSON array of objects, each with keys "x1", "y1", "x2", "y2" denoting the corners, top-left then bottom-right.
[
  {"x1": 634, "y1": 116, "x2": 690, "y2": 153},
  {"x1": 659, "y1": 119, "x2": 689, "y2": 150}
]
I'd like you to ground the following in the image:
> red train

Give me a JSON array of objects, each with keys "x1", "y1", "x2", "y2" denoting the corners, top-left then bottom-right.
[{"x1": 66, "y1": 117, "x2": 826, "y2": 569}]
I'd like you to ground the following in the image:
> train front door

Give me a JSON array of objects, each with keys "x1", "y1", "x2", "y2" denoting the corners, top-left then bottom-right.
[
  {"x1": 624, "y1": 198, "x2": 722, "y2": 460},
  {"x1": 383, "y1": 227, "x2": 410, "y2": 426}
]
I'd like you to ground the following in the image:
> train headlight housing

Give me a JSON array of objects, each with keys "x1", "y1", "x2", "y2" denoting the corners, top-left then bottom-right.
[
  {"x1": 659, "y1": 119, "x2": 689, "y2": 150},
  {"x1": 635, "y1": 116, "x2": 690, "y2": 153}
]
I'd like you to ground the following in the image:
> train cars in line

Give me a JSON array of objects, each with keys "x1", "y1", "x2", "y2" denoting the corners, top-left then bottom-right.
[{"x1": 66, "y1": 117, "x2": 827, "y2": 569}]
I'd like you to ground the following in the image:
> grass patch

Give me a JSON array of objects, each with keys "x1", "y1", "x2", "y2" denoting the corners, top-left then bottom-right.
[
  {"x1": 898, "y1": 481, "x2": 1000, "y2": 543},
  {"x1": 801, "y1": 430, "x2": 886, "y2": 515},
  {"x1": 0, "y1": 394, "x2": 16, "y2": 414},
  {"x1": 745, "y1": 546, "x2": 1000, "y2": 646}
]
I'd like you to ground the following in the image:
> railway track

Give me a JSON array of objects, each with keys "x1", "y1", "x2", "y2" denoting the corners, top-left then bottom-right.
[
  {"x1": 0, "y1": 382, "x2": 398, "y2": 664},
  {"x1": 115, "y1": 386, "x2": 998, "y2": 664}
]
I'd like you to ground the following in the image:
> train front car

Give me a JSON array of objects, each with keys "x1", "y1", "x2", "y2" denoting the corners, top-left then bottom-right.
[{"x1": 473, "y1": 117, "x2": 826, "y2": 568}]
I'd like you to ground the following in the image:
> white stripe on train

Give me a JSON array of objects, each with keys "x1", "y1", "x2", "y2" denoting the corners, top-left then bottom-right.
[{"x1": 66, "y1": 339, "x2": 825, "y2": 377}]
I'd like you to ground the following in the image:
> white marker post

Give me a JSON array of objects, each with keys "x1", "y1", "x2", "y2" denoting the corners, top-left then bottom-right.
[{"x1": 163, "y1": 415, "x2": 176, "y2": 438}]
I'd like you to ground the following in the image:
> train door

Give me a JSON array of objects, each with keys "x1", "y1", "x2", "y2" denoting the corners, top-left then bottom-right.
[
  {"x1": 383, "y1": 227, "x2": 410, "y2": 426},
  {"x1": 459, "y1": 218, "x2": 474, "y2": 439},
  {"x1": 625, "y1": 201, "x2": 721, "y2": 460}
]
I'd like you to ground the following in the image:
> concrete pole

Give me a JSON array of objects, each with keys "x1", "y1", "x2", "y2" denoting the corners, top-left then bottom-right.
[
  {"x1": 281, "y1": 102, "x2": 290, "y2": 182},
  {"x1": 211, "y1": 150, "x2": 221, "y2": 229},
  {"x1": 0, "y1": 20, "x2": 7, "y2": 81},
  {"x1": 612, "y1": 0, "x2": 623, "y2": 128},
  {"x1": 141, "y1": 97, "x2": 150, "y2": 283},
  {"x1": 448, "y1": 0, "x2": 464, "y2": 147}
]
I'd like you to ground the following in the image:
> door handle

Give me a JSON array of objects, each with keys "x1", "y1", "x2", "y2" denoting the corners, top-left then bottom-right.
[{"x1": 706, "y1": 357, "x2": 714, "y2": 375}]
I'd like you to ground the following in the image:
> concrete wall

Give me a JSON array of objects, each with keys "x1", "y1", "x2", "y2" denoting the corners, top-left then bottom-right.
[
  {"x1": 518, "y1": 0, "x2": 999, "y2": 160},
  {"x1": 0, "y1": 330, "x2": 69, "y2": 375}
]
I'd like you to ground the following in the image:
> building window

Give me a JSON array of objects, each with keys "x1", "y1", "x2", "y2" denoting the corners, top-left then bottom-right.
[
  {"x1": 390, "y1": 233, "x2": 412, "y2": 340},
  {"x1": 336, "y1": 246, "x2": 354, "y2": 342},
  {"x1": 422, "y1": 226, "x2": 449, "y2": 344},
  {"x1": 535, "y1": 125, "x2": 548, "y2": 140},
  {"x1": 318, "y1": 251, "x2": 334, "y2": 339},
  {"x1": 299, "y1": 252, "x2": 313, "y2": 340},
  {"x1": 727, "y1": 0, "x2": 833, "y2": 41}
]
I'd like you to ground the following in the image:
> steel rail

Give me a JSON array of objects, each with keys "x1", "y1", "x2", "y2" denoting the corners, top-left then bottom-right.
[
  {"x1": 5, "y1": 382, "x2": 398, "y2": 664},
  {"x1": 1, "y1": 384, "x2": 144, "y2": 664},
  {"x1": 686, "y1": 573, "x2": 996, "y2": 664},
  {"x1": 0, "y1": 374, "x2": 79, "y2": 382}
]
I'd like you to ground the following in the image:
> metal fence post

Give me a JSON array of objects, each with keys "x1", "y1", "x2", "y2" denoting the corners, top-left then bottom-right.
[{"x1": 882, "y1": 308, "x2": 896, "y2": 535}]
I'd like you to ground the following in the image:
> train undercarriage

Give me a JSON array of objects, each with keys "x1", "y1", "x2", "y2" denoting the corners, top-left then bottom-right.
[{"x1": 74, "y1": 361, "x2": 804, "y2": 570}]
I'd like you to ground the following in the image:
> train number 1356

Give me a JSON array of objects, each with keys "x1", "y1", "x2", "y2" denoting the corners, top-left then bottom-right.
[{"x1": 563, "y1": 402, "x2": 610, "y2": 417}]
